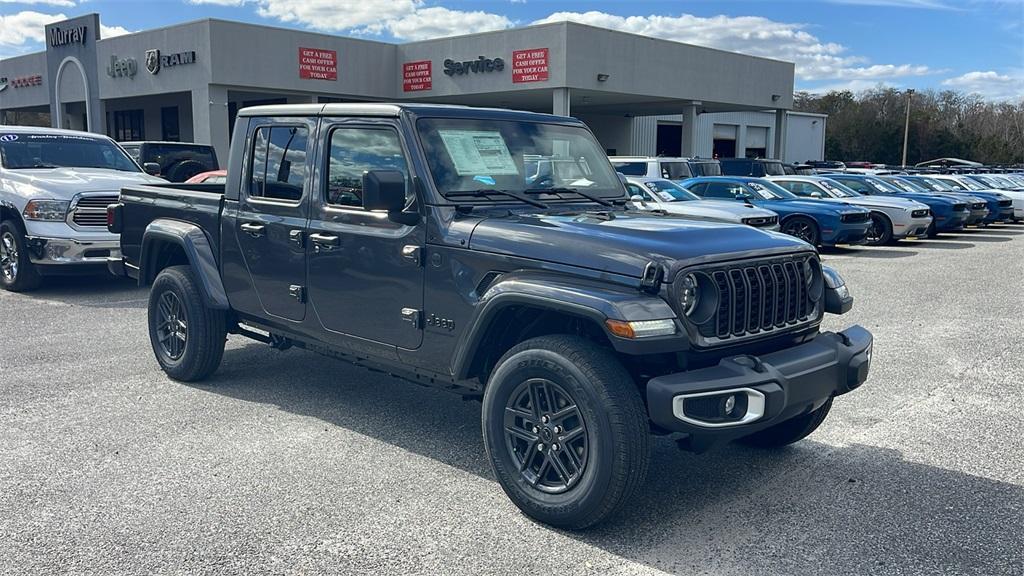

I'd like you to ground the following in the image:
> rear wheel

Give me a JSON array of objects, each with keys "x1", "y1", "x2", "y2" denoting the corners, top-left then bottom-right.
[
  {"x1": 482, "y1": 335, "x2": 649, "y2": 529},
  {"x1": 864, "y1": 213, "x2": 893, "y2": 245},
  {"x1": 0, "y1": 220, "x2": 42, "y2": 292},
  {"x1": 739, "y1": 398, "x2": 833, "y2": 448},
  {"x1": 148, "y1": 265, "x2": 227, "y2": 382},
  {"x1": 781, "y1": 216, "x2": 820, "y2": 246}
]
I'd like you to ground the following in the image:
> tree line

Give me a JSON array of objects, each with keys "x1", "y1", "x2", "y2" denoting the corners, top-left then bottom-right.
[{"x1": 793, "y1": 88, "x2": 1024, "y2": 166}]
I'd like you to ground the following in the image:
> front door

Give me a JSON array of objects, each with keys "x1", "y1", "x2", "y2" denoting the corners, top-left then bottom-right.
[
  {"x1": 306, "y1": 120, "x2": 425, "y2": 350},
  {"x1": 234, "y1": 119, "x2": 315, "y2": 322}
]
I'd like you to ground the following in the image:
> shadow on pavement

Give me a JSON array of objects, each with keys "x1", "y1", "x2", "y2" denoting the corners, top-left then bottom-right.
[
  {"x1": 899, "y1": 239, "x2": 975, "y2": 249},
  {"x1": 9, "y1": 273, "x2": 148, "y2": 308},
  {"x1": 820, "y1": 246, "x2": 917, "y2": 259},
  {"x1": 200, "y1": 343, "x2": 1024, "y2": 576}
]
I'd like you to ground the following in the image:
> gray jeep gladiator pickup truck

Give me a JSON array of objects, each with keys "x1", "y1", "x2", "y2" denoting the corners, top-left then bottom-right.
[{"x1": 108, "y1": 103, "x2": 873, "y2": 529}]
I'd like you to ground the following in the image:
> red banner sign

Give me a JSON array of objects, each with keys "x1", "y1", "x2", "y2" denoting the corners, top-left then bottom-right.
[
  {"x1": 298, "y1": 47, "x2": 337, "y2": 81},
  {"x1": 512, "y1": 48, "x2": 549, "y2": 83},
  {"x1": 403, "y1": 60, "x2": 432, "y2": 92}
]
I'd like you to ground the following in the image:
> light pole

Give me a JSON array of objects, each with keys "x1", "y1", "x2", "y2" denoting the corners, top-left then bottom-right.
[{"x1": 901, "y1": 89, "x2": 914, "y2": 167}]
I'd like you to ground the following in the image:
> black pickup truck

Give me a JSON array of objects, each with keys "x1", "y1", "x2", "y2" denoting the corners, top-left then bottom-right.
[{"x1": 108, "y1": 103, "x2": 873, "y2": 529}]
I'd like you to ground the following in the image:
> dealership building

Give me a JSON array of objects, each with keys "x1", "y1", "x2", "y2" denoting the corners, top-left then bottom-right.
[{"x1": 0, "y1": 13, "x2": 826, "y2": 165}]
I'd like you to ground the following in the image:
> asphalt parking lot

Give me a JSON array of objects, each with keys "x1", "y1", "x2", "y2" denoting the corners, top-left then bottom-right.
[{"x1": 2, "y1": 226, "x2": 1023, "y2": 576}]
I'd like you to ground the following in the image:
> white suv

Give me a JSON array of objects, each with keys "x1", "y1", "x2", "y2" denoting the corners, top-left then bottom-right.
[{"x1": 609, "y1": 156, "x2": 707, "y2": 180}]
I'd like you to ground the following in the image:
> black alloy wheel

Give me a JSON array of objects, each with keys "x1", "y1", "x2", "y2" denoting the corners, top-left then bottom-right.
[
  {"x1": 155, "y1": 290, "x2": 188, "y2": 361},
  {"x1": 504, "y1": 377, "x2": 589, "y2": 494},
  {"x1": 782, "y1": 217, "x2": 820, "y2": 246},
  {"x1": 864, "y1": 213, "x2": 893, "y2": 246}
]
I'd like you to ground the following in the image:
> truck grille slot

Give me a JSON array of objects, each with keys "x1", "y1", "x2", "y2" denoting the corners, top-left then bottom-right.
[
  {"x1": 71, "y1": 195, "x2": 119, "y2": 227},
  {"x1": 700, "y1": 255, "x2": 818, "y2": 344}
]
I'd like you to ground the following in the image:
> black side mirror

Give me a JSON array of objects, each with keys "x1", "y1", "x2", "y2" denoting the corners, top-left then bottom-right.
[
  {"x1": 362, "y1": 170, "x2": 414, "y2": 222},
  {"x1": 143, "y1": 162, "x2": 161, "y2": 176}
]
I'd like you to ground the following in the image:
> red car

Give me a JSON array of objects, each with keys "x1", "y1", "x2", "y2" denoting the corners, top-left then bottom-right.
[{"x1": 184, "y1": 169, "x2": 227, "y2": 184}]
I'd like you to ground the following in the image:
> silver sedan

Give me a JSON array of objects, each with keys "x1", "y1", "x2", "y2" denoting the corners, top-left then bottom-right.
[
  {"x1": 767, "y1": 175, "x2": 932, "y2": 245},
  {"x1": 625, "y1": 177, "x2": 780, "y2": 231}
]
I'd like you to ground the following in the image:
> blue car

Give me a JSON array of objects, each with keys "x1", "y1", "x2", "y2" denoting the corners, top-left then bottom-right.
[
  {"x1": 878, "y1": 175, "x2": 986, "y2": 228},
  {"x1": 900, "y1": 175, "x2": 1012, "y2": 225},
  {"x1": 826, "y1": 174, "x2": 972, "y2": 236},
  {"x1": 679, "y1": 176, "x2": 871, "y2": 246}
]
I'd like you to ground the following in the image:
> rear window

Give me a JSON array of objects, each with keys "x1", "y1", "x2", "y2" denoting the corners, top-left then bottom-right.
[
  {"x1": 611, "y1": 161, "x2": 648, "y2": 176},
  {"x1": 658, "y1": 161, "x2": 692, "y2": 180}
]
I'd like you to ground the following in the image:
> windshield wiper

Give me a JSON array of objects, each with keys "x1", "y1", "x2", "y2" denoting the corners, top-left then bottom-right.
[
  {"x1": 20, "y1": 163, "x2": 60, "y2": 169},
  {"x1": 523, "y1": 186, "x2": 614, "y2": 207},
  {"x1": 446, "y1": 189, "x2": 549, "y2": 209}
]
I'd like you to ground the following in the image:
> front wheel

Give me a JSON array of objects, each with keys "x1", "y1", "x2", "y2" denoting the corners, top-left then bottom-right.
[
  {"x1": 781, "y1": 216, "x2": 820, "y2": 246},
  {"x1": 148, "y1": 265, "x2": 227, "y2": 382},
  {"x1": 482, "y1": 335, "x2": 650, "y2": 530},
  {"x1": 864, "y1": 213, "x2": 893, "y2": 246},
  {"x1": 738, "y1": 398, "x2": 833, "y2": 448},
  {"x1": 0, "y1": 220, "x2": 42, "y2": 292}
]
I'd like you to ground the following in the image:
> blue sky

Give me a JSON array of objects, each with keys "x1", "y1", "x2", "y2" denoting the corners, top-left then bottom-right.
[{"x1": 1, "y1": 0, "x2": 1022, "y2": 99}]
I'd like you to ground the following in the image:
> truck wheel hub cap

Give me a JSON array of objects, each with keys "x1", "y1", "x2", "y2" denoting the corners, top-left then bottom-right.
[
  {"x1": 0, "y1": 233, "x2": 18, "y2": 281},
  {"x1": 503, "y1": 378, "x2": 589, "y2": 494},
  {"x1": 156, "y1": 291, "x2": 188, "y2": 360}
]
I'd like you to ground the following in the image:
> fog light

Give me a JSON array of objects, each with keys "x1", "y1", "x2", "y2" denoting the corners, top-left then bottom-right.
[{"x1": 723, "y1": 395, "x2": 736, "y2": 415}]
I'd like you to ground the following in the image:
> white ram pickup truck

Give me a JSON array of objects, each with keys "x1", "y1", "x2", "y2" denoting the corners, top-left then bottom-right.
[{"x1": 0, "y1": 127, "x2": 164, "y2": 291}]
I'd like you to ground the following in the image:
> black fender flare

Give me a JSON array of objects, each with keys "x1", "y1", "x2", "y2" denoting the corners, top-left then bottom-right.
[
  {"x1": 140, "y1": 219, "x2": 229, "y2": 310},
  {"x1": 451, "y1": 271, "x2": 681, "y2": 379}
]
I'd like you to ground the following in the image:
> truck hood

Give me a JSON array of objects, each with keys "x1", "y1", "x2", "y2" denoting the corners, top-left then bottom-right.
[
  {"x1": 468, "y1": 211, "x2": 811, "y2": 279},
  {"x1": 1, "y1": 167, "x2": 165, "y2": 200},
  {"x1": 644, "y1": 200, "x2": 778, "y2": 222}
]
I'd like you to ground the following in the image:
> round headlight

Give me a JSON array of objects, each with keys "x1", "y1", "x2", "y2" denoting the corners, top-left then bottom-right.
[
  {"x1": 680, "y1": 273, "x2": 699, "y2": 316},
  {"x1": 804, "y1": 258, "x2": 824, "y2": 302}
]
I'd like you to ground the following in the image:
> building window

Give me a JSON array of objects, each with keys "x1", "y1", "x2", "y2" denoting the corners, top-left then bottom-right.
[
  {"x1": 108, "y1": 109, "x2": 145, "y2": 141},
  {"x1": 161, "y1": 107, "x2": 180, "y2": 142}
]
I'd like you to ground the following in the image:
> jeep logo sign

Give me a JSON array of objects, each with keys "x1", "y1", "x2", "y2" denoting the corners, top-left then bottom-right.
[
  {"x1": 48, "y1": 25, "x2": 88, "y2": 48},
  {"x1": 106, "y1": 55, "x2": 138, "y2": 79},
  {"x1": 443, "y1": 56, "x2": 504, "y2": 76},
  {"x1": 145, "y1": 49, "x2": 197, "y2": 75}
]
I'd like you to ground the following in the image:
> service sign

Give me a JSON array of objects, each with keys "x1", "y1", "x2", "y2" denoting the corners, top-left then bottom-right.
[
  {"x1": 512, "y1": 48, "x2": 549, "y2": 83},
  {"x1": 403, "y1": 60, "x2": 432, "y2": 92},
  {"x1": 299, "y1": 48, "x2": 337, "y2": 81}
]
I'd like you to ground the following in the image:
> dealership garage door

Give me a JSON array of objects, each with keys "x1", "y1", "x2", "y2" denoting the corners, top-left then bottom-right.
[
  {"x1": 656, "y1": 122, "x2": 682, "y2": 157},
  {"x1": 713, "y1": 124, "x2": 737, "y2": 158},
  {"x1": 746, "y1": 126, "x2": 768, "y2": 158}
]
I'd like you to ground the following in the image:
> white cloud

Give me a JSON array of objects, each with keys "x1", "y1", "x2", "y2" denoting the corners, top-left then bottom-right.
[
  {"x1": 0, "y1": 10, "x2": 65, "y2": 48},
  {"x1": 0, "y1": 0, "x2": 74, "y2": 6},
  {"x1": 101, "y1": 24, "x2": 132, "y2": 38},
  {"x1": 532, "y1": 11, "x2": 935, "y2": 84},
  {"x1": 942, "y1": 70, "x2": 1024, "y2": 101},
  {"x1": 384, "y1": 6, "x2": 512, "y2": 41}
]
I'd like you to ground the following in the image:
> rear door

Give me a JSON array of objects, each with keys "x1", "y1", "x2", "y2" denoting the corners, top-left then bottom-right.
[
  {"x1": 306, "y1": 119, "x2": 425, "y2": 350},
  {"x1": 233, "y1": 118, "x2": 316, "y2": 322}
]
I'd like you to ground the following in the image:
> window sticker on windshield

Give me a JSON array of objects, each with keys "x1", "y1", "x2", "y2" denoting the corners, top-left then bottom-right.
[
  {"x1": 0, "y1": 134, "x2": 18, "y2": 142},
  {"x1": 438, "y1": 130, "x2": 519, "y2": 176},
  {"x1": 746, "y1": 182, "x2": 774, "y2": 199},
  {"x1": 644, "y1": 183, "x2": 675, "y2": 202}
]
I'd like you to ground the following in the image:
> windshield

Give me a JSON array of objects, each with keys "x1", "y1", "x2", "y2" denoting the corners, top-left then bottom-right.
[
  {"x1": 819, "y1": 179, "x2": 860, "y2": 198},
  {"x1": 0, "y1": 133, "x2": 140, "y2": 172},
  {"x1": 883, "y1": 177, "x2": 926, "y2": 193},
  {"x1": 953, "y1": 176, "x2": 985, "y2": 190},
  {"x1": 762, "y1": 161, "x2": 786, "y2": 176},
  {"x1": 863, "y1": 176, "x2": 907, "y2": 193},
  {"x1": 919, "y1": 177, "x2": 956, "y2": 191},
  {"x1": 692, "y1": 161, "x2": 721, "y2": 176},
  {"x1": 642, "y1": 179, "x2": 700, "y2": 202},
  {"x1": 417, "y1": 118, "x2": 623, "y2": 202},
  {"x1": 746, "y1": 179, "x2": 797, "y2": 200}
]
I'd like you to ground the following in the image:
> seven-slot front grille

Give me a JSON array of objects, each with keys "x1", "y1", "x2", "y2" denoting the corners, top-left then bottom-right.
[
  {"x1": 696, "y1": 255, "x2": 819, "y2": 343},
  {"x1": 71, "y1": 195, "x2": 118, "y2": 227}
]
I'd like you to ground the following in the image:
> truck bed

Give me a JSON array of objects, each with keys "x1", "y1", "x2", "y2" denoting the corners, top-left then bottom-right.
[{"x1": 117, "y1": 183, "x2": 225, "y2": 269}]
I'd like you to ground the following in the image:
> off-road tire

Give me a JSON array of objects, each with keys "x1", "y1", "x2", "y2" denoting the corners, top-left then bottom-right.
[
  {"x1": 0, "y1": 219, "x2": 42, "y2": 292},
  {"x1": 148, "y1": 265, "x2": 227, "y2": 382},
  {"x1": 739, "y1": 398, "x2": 833, "y2": 448},
  {"x1": 482, "y1": 334, "x2": 649, "y2": 530}
]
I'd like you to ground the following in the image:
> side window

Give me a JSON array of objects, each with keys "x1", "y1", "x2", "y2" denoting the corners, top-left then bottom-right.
[
  {"x1": 626, "y1": 183, "x2": 644, "y2": 196},
  {"x1": 840, "y1": 179, "x2": 870, "y2": 194},
  {"x1": 686, "y1": 182, "x2": 707, "y2": 196},
  {"x1": 703, "y1": 181, "x2": 741, "y2": 199},
  {"x1": 611, "y1": 162, "x2": 647, "y2": 176},
  {"x1": 325, "y1": 127, "x2": 408, "y2": 208},
  {"x1": 779, "y1": 181, "x2": 809, "y2": 196},
  {"x1": 248, "y1": 125, "x2": 309, "y2": 202}
]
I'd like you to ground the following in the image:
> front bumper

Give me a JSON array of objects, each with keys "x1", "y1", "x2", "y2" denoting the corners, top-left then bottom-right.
[
  {"x1": 893, "y1": 215, "x2": 933, "y2": 239},
  {"x1": 935, "y1": 211, "x2": 969, "y2": 232},
  {"x1": 24, "y1": 236, "x2": 120, "y2": 266},
  {"x1": 822, "y1": 222, "x2": 870, "y2": 246},
  {"x1": 966, "y1": 209, "x2": 988, "y2": 226},
  {"x1": 646, "y1": 325, "x2": 872, "y2": 451}
]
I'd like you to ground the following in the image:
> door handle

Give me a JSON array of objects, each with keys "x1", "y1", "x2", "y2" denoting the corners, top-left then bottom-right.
[
  {"x1": 309, "y1": 233, "x2": 340, "y2": 252},
  {"x1": 240, "y1": 222, "x2": 265, "y2": 238}
]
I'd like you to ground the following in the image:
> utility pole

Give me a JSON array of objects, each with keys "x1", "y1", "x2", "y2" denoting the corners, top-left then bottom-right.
[{"x1": 901, "y1": 89, "x2": 914, "y2": 167}]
